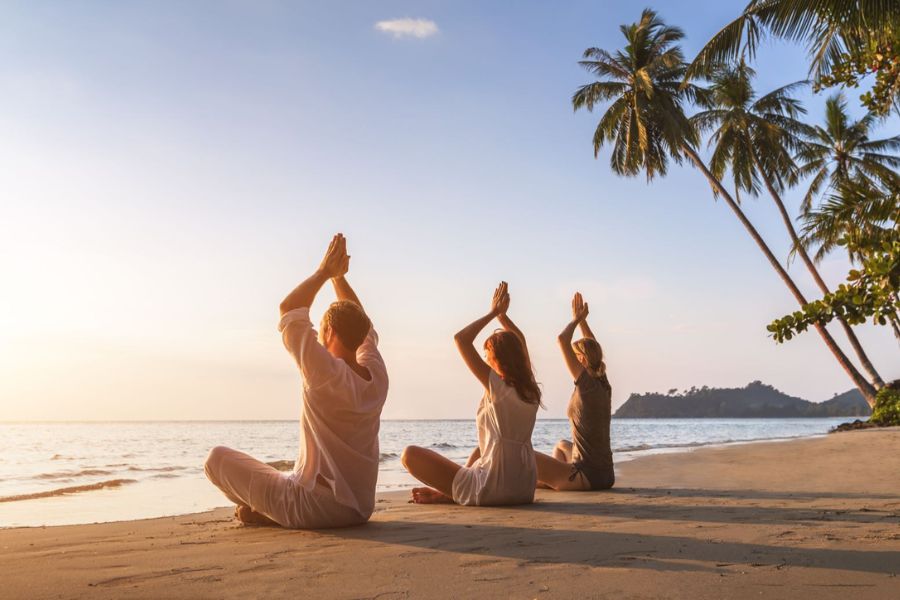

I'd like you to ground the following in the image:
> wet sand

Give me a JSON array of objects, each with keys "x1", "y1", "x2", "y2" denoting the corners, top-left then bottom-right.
[{"x1": 1, "y1": 427, "x2": 898, "y2": 599}]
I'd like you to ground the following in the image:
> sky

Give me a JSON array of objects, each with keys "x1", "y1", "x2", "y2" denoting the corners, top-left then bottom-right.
[{"x1": 0, "y1": 1, "x2": 897, "y2": 421}]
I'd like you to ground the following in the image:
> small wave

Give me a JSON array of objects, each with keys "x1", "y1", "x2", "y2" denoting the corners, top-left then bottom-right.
[
  {"x1": 35, "y1": 469, "x2": 112, "y2": 480},
  {"x1": 50, "y1": 454, "x2": 65, "y2": 461},
  {"x1": 615, "y1": 443, "x2": 654, "y2": 452},
  {"x1": 379, "y1": 452, "x2": 399, "y2": 462},
  {"x1": 429, "y1": 442, "x2": 458, "y2": 450},
  {"x1": 266, "y1": 460, "x2": 294, "y2": 471},
  {"x1": 615, "y1": 440, "x2": 736, "y2": 453},
  {"x1": 0, "y1": 479, "x2": 137, "y2": 503},
  {"x1": 150, "y1": 473, "x2": 180, "y2": 479},
  {"x1": 126, "y1": 466, "x2": 186, "y2": 473}
]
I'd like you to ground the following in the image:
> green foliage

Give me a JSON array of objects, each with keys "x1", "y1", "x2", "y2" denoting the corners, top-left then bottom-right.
[
  {"x1": 870, "y1": 384, "x2": 900, "y2": 426},
  {"x1": 815, "y1": 35, "x2": 900, "y2": 116},
  {"x1": 800, "y1": 178, "x2": 900, "y2": 262},
  {"x1": 769, "y1": 199, "x2": 900, "y2": 342},
  {"x1": 688, "y1": 1, "x2": 900, "y2": 112}
]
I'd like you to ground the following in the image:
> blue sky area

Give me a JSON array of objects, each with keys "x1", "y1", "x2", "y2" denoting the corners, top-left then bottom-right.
[{"x1": 0, "y1": 1, "x2": 896, "y2": 420}]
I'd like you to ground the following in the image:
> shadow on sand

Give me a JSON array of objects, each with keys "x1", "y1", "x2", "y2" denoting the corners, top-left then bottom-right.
[
  {"x1": 308, "y1": 486, "x2": 900, "y2": 575},
  {"x1": 323, "y1": 517, "x2": 900, "y2": 575}
]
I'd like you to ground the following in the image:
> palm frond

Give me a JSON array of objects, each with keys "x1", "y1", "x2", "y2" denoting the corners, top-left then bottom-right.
[
  {"x1": 684, "y1": 10, "x2": 760, "y2": 81},
  {"x1": 572, "y1": 81, "x2": 630, "y2": 112},
  {"x1": 859, "y1": 135, "x2": 900, "y2": 153},
  {"x1": 800, "y1": 166, "x2": 829, "y2": 214}
]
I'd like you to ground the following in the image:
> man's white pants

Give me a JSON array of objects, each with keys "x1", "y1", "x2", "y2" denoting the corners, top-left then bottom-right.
[{"x1": 204, "y1": 446, "x2": 366, "y2": 529}]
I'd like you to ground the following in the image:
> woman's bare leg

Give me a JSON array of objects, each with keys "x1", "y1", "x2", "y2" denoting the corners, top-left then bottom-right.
[
  {"x1": 535, "y1": 451, "x2": 591, "y2": 491},
  {"x1": 410, "y1": 487, "x2": 453, "y2": 503},
  {"x1": 553, "y1": 439, "x2": 574, "y2": 462},
  {"x1": 401, "y1": 445, "x2": 463, "y2": 504}
]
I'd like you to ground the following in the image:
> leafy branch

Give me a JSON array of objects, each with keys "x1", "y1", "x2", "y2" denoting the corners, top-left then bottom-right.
[{"x1": 769, "y1": 232, "x2": 900, "y2": 342}]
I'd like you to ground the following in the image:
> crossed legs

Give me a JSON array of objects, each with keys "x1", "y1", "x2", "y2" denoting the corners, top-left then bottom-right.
[
  {"x1": 536, "y1": 439, "x2": 591, "y2": 491},
  {"x1": 401, "y1": 445, "x2": 464, "y2": 504},
  {"x1": 204, "y1": 446, "x2": 282, "y2": 526}
]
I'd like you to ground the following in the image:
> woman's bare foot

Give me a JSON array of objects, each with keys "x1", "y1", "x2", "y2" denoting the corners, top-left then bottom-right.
[
  {"x1": 234, "y1": 505, "x2": 277, "y2": 526},
  {"x1": 410, "y1": 486, "x2": 453, "y2": 504}
]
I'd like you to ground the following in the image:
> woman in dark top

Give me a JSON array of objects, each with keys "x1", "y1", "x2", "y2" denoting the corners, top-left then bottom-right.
[{"x1": 535, "y1": 292, "x2": 615, "y2": 491}]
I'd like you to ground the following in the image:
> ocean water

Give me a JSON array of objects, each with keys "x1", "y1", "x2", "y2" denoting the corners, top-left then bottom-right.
[{"x1": 0, "y1": 418, "x2": 851, "y2": 528}]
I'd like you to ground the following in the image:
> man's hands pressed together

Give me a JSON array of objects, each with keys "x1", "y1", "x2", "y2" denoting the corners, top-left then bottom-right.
[{"x1": 319, "y1": 233, "x2": 350, "y2": 280}]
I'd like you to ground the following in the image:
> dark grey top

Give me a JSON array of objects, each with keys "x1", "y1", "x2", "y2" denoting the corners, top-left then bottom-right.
[{"x1": 567, "y1": 370, "x2": 613, "y2": 474}]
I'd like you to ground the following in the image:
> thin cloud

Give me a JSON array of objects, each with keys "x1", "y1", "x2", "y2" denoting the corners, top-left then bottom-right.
[{"x1": 374, "y1": 18, "x2": 438, "y2": 39}]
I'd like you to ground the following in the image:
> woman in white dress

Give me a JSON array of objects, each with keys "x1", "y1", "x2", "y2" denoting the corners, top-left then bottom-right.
[{"x1": 401, "y1": 282, "x2": 542, "y2": 505}]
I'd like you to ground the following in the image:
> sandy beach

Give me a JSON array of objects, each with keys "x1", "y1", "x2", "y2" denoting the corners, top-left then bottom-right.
[{"x1": 2, "y1": 427, "x2": 898, "y2": 599}]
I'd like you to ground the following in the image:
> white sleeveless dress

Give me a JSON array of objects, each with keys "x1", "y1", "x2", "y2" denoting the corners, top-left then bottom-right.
[{"x1": 451, "y1": 370, "x2": 538, "y2": 506}]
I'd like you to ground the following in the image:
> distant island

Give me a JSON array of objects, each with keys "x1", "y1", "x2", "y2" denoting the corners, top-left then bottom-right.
[{"x1": 614, "y1": 381, "x2": 871, "y2": 418}]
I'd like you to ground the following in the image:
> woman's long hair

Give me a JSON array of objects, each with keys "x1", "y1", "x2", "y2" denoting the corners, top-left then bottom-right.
[
  {"x1": 572, "y1": 337, "x2": 605, "y2": 378},
  {"x1": 484, "y1": 330, "x2": 543, "y2": 406}
]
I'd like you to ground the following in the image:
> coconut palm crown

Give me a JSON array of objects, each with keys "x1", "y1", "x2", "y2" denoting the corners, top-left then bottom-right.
[
  {"x1": 572, "y1": 9, "x2": 702, "y2": 180},
  {"x1": 796, "y1": 93, "x2": 900, "y2": 213},
  {"x1": 691, "y1": 61, "x2": 810, "y2": 201}
]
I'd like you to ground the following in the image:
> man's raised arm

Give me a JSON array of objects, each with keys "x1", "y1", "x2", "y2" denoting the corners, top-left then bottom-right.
[
  {"x1": 280, "y1": 234, "x2": 349, "y2": 316},
  {"x1": 332, "y1": 275, "x2": 362, "y2": 309}
]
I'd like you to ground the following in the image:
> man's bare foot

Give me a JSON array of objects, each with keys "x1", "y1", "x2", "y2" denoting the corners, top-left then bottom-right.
[
  {"x1": 410, "y1": 487, "x2": 453, "y2": 504},
  {"x1": 234, "y1": 505, "x2": 277, "y2": 526}
]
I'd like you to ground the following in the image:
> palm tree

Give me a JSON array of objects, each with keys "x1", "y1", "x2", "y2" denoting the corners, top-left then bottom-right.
[
  {"x1": 796, "y1": 94, "x2": 900, "y2": 345},
  {"x1": 686, "y1": 0, "x2": 900, "y2": 81},
  {"x1": 796, "y1": 93, "x2": 900, "y2": 214},
  {"x1": 573, "y1": 14, "x2": 698, "y2": 179},
  {"x1": 803, "y1": 179, "x2": 898, "y2": 262},
  {"x1": 801, "y1": 180, "x2": 900, "y2": 341},
  {"x1": 692, "y1": 63, "x2": 886, "y2": 388},
  {"x1": 573, "y1": 9, "x2": 879, "y2": 406}
]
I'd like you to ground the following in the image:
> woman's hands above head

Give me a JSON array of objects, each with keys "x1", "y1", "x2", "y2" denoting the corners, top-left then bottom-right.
[
  {"x1": 319, "y1": 233, "x2": 350, "y2": 279},
  {"x1": 559, "y1": 291, "x2": 591, "y2": 379},
  {"x1": 490, "y1": 281, "x2": 510, "y2": 316},
  {"x1": 455, "y1": 283, "x2": 508, "y2": 390},
  {"x1": 571, "y1": 292, "x2": 589, "y2": 323}
]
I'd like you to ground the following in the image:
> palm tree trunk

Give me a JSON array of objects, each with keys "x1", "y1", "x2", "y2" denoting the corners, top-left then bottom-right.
[
  {"x1": 890, "y1": 312, "x2": 900, "y2": 344},
  {"x1": 682, "y1": 145, "x2": 879, "y2": 407},
  {"x1": 750, "y1": 151, "x2": 886, "y2": 389}
]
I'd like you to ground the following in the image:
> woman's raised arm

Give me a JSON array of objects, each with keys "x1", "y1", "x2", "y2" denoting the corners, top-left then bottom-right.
[
  {"x1": 558, "y1": 292, "x2": 589, "y2": 380},
  {"x1": 454, "y1": 282, "x2": 509, "y2": 389}
]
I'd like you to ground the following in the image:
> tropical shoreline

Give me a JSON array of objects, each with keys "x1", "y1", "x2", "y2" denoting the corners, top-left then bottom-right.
[
  {"x1": 1, "y1": 428, "x2": 898, "y2": 599},
  {"x1": 0, "y1": 418, "x2": 855, "y2": 529}
]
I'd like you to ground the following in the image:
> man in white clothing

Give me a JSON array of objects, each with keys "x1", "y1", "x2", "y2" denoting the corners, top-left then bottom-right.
[{"x1": 205, "y1": 233, "x2": 389, "y2": 528}]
